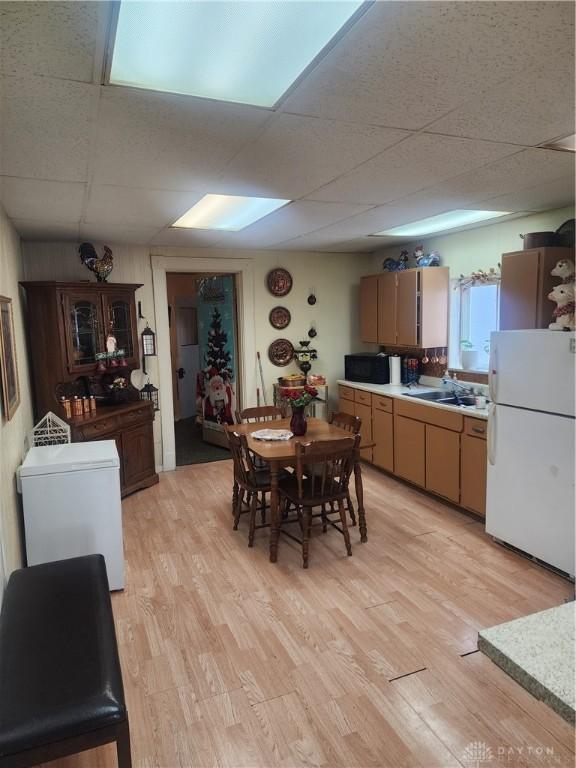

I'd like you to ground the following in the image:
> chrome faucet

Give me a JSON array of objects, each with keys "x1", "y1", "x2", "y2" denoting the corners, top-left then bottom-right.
[{"x1": 442, "y1": 374, "x2": 475, "y2": 396}]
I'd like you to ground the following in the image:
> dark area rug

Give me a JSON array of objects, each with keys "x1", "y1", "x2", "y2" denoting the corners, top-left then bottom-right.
[{"x1": 175, "y1": 418, "x2": 231, "y2": 466}]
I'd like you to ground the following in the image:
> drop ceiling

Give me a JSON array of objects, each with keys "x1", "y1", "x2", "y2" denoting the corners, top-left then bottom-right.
[{"x1": 0, "y1": 1, "x2": 574, "y2": 252}]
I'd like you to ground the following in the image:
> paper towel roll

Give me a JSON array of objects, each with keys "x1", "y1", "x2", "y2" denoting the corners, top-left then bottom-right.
[{"x1": 389, "y1": 355, "x2": 401, "y2": 386}]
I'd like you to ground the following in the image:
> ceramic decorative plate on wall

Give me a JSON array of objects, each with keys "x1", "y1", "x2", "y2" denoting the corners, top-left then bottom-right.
[
  {"x1": 267, "y1": 268, "x2": 293, "y2": 297},
  {"x1": 269, "y1": 306, "x2": 291, "y2": 330},
  {"x1": 268, "y1": 338, "x2": 294, "y2": 366}
]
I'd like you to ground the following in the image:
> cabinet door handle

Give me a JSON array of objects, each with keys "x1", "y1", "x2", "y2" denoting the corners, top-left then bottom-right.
[{"x1": 472, "y1": 427, "x2": 485, "y2": 434}]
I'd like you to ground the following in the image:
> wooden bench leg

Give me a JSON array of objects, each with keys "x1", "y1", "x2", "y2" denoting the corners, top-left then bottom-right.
[{"x1": 116, "y1": 720, "x2": 132, "y2": 768}]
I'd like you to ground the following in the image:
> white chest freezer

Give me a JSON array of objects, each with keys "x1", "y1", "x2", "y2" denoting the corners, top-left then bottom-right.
[{"x1": 19, "y1": 440, "x2": 125, "y2": 590}]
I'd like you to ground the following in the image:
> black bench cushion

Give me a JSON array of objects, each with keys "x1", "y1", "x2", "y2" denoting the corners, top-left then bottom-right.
[{"x1": 0, "y1": 555, "x2": 126, "y2": 757}]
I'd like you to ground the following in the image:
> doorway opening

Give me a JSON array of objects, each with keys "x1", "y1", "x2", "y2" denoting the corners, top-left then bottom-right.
[{"x1": 167, "y1": 272, "x2": 239, "y2": 466}]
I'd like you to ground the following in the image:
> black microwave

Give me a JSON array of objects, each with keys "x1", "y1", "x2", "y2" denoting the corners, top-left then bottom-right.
[{"x1": 344, "y1": 353, "x2": 390, "y2": 384}]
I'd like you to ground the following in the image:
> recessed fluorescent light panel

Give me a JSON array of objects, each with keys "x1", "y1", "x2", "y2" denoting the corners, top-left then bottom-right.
[
  {"x1": 109, "y1": 0, "x2": 367, "y2": 107},
  {"x1": 172, "y1": 194, "x2": 290, "y2": 231},
  {"x1": 374, "y1": 210, "x2": 512, "y2": 238}
]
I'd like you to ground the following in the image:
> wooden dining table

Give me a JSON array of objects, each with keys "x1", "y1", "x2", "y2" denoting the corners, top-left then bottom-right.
[{"x1": 227, "y1": 417, "x2": 368, "y2": 562}]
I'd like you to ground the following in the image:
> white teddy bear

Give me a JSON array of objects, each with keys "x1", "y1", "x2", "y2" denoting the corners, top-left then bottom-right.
[
  {"x1": 548, "y1": 282, "x2": 575, "y2": 331},
  {"x1": 551, "y1": 258, "x2": 575, "y2": 283}
]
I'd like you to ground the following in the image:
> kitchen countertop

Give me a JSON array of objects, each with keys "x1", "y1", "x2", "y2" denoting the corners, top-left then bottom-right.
[
  {"x1": 337, "y1": 379, "x2": 489, "y2": 420},
  {"x1": 478, "y1": 602, "x2": 575, "y2": 724}
]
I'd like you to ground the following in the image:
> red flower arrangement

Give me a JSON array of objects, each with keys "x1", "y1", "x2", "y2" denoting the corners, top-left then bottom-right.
[{"x1": 282, "y1": 385, "x2": 319, "y2": 409}]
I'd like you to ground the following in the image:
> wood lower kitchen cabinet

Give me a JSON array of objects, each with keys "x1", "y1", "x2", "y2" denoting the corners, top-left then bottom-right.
[
  {"x1": 393, "y1": 414, "x2": 425, "y2": 486},
  {"x1": 339, "y1": 382, "x2": 488, "y2": 516},
  {"x1": 372, "y1": 406, "x2": 394, "y2": 472},
  {"x1": 71, "y1": 401, "x2": 158, "y2": 497},
  {"x1": 354, "y1": 397, "x2": 373, "y2": 462},
  {"x1": 499, "y1": 247, "x2": 574, "y2": 330},
  {"x1": 425, "y1": 425, "x2": 460, "y2": 503},
  {"x1": 338, "y1": 385, "x2": 373, "y2": 461},
  {"x1": 460, "y1": 417, "x2": 487, "y2": 516},
  {"x1": 338, "y1": 384, "x2": 356, "y2": 417}
]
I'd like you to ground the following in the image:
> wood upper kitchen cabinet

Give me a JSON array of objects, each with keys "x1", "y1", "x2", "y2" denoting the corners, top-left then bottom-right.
[
  {"x1": 425, "y1": 425, "x2": 460, "y2": 503},
  {"x1": 360, "y1": 275, "x2": 378, "y2": 343},
  {"x1": 460, "y1": 417, "x2": 487, "y2": 516},
  {"x1": 376, "y1": 267, "x2": 449, "y2": 348},
  {"x1": 372, "y1": 396, "x2": 394, "y2": 472},
  {"x1": 393, "y1": 414, "x2": 425, "y2": 486},
  {"x1": 500, "y1": 247, "x2": 574, "y2": 330},
  {"x1": 377, "y1": 273, "x2": 397, "y2": 345}
]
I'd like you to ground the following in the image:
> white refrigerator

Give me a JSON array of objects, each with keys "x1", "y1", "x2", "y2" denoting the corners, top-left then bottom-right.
[
  {"x1": 19, "y1": 440, "x2": 125, "y2": 590},
  {"x1": 486, "y1": 330, "x2": 575, "y2": 576}
]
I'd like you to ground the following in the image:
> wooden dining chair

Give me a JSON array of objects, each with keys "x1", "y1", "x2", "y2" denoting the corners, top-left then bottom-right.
[
  {"x1": 328, "y1": 411, "x2": 362, "y2": 525},
  {"x1": 278, "y1": 435, "x2": 359, "y2": 568},
  {"x1": 235, "y1": 405, "x2": 285, "y2": 424},
  {"x1": 226, "y1": 431, "x2": 274, "y2": 547},
  {"x1": 234, "y1": 405, "x2": 286, "y2": 478}
]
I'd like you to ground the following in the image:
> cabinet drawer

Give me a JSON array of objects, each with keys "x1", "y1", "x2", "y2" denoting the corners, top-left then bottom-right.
[
  {"x1": 395, "y1": 398, "x2": 463, "y2": 432},
  {"x1": 118, "y1": 406, "x2": 152, "y2": 426},
  {"x1": 354, "y1": 389, "x2": 372, "y2": 405},
  {"x1": 339, "y1": 385, "x2": 355, "y2": 401},
  {"x1": 75, "y1": 416, "x2": 118, "y2": 439},
  {"x1": 464, "y1": 417, "x2": 487, "y2": 440},
  {"x1": 373, "y1": 395, "x2": 393, "y2": 413}
]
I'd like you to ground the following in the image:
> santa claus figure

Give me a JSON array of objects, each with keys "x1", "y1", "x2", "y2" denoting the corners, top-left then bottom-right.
[{"x1": 204, "y1": 372, "x2": 233, "y2": 424}]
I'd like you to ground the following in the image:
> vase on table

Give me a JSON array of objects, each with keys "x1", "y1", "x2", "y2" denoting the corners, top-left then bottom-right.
[{"x1": 290, "y1": 405, "x2": 307, "y2": 436}]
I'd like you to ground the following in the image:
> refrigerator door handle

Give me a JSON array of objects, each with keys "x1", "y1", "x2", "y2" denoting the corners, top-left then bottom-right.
[
  {"x1": 489, "y1": 336, "x2": 498, "y2": 404},
  {"x1": 487, "y1": 403, "x2": 497, "y2": 466}
]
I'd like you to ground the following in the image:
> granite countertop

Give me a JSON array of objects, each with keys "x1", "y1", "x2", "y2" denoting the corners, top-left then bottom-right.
[
  {"x1": 337, "y1": 379, "x2": 490, "y2": 420},
  {"x1": 478, "y1": 602, "x2": 575, "y2": 724}
]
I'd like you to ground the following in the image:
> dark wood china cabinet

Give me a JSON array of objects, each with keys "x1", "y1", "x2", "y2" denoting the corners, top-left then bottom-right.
[{"x1": 21, "y1": 281, "x2": 158, "y2": 497}]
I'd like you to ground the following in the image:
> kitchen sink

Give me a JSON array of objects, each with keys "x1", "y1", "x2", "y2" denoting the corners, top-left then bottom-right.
[
  {"x1": 406, "y1": 391, "x2": 477, "y2": 408},
  {"x1": 406, "y1": 390, "x2": 450, "y2": 401}
]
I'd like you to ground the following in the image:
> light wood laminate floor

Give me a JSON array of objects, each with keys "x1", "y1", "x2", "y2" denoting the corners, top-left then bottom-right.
[{"x1": 42, "y1": 461, "x2": 574, "y2": 768}]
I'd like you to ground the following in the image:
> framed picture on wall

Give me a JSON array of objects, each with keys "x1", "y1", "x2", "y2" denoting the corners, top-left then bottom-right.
[{"x1": 0, "y1": 296, "x2": 20, "y2": 421}]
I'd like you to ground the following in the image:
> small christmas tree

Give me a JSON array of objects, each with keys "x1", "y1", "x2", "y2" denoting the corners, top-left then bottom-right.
[{"x1": 204, "y1": 306, "x2": 233, "y2": 381}]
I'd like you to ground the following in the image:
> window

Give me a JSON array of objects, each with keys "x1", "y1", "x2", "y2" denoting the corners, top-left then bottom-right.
[{"x1": 449, "y1": 278, "x2": 500, "y2": 372}]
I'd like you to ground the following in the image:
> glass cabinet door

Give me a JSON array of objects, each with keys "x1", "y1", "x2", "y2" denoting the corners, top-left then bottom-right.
[
  {"x1": 103, "y1": 294, "x2": 136, "y2": 362},
  {"x1": 64, "y1": 295, "x2": 101, "y2": 370}
]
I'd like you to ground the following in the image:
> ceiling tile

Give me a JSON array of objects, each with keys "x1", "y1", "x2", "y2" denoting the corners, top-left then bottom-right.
[
  {"x1": 0, "y1": 177, "x2": 85, "y2": 220},
  {"x1": 434, "y1": 148, "x2": 575, "y2": 203},
  {"x1": 273, "y1": 233, "x2": 376, "y2": 252},
  {"x1": 282, "y1": 2, "x2": 574, "y2": 130},
  {"x1": 79, "y1": 221, "x2": 161, "y2": 245},
  {"x1": 210, "y1": 200, "x2": 372, "y2": 248},
  {"x1": 308, "y1": 133, "x2": 519, "y2": 204},
  {"x1": 474, "y1": 174, "x2": 575, "y2": 213},
  {"x1": 0, "y1": 75, "x2": 96, "y2": 181},
  {"x1": 0, "y1": 1, "x2": 104, "y2": 82},
  {"x1": 148, "y1": 228, "x2": 227, "y2": 248},
  {"x1": 14, "y1": 218, "x2": 80, "y2": 241},
  {"x1": 92, "y1": 87, "x2": 272, "y2": 190},
  {"x1": 428, "y1": 63, "x2": 575, "y2": 146},
  {"x1": 214, "y1": 114, "x2": 409, "y2": 199},
  {"x1": 85, "y1": 185, "x2": 205, "y2": 228}
]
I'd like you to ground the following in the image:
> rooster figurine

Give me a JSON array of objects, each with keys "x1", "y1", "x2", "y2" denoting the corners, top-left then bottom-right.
[{"x1": 78, "y1": 242, "x2": 114, "y2": 283}]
